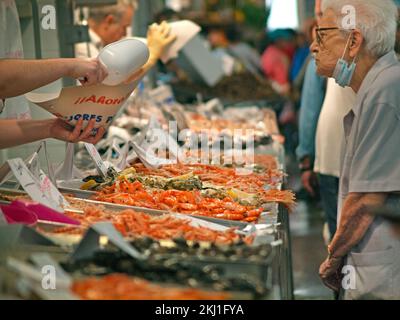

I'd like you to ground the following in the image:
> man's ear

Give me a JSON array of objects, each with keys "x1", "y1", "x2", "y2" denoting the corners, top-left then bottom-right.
[
  {"x1": 349, "y1": 30, "x2": 363, "y2": 58},
  {"x1": 104, "y1": 14, "x2": 115, "y2": 27}
]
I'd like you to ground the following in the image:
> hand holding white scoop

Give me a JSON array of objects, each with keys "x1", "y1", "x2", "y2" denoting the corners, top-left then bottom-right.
[{"x1": 98, "y1": 38, "x2": 150, "y2": 86}]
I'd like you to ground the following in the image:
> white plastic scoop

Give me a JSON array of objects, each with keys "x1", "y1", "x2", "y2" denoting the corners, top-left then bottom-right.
[{"x1": 98, "y1": 38, "x2": 150, "y2": 86}]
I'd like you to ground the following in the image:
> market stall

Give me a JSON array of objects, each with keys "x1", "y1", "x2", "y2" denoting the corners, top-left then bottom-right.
[
  {"x1": 0, "y1": 92, "x2": 295, "y2": 299},
  {"x1": 0, "y1": 0, "x2": 299, "y2": 301}
]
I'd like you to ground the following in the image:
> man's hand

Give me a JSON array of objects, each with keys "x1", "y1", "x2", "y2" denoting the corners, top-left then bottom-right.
[
  {"x1": 319, "y1": 256, "x2": 344, "y2": 292},
  {"x1": 68, "y1": 58, "x2": 108, "y2": 86},
  {"x1": 147, "y1": 21, "x2": 177, "y2": 63},
  {"x1": 48, "y1": 118, "x2": 106, "y2": 144},
  {"x1": 301, "y1": 170, "x2": 318, "y2": 197}
]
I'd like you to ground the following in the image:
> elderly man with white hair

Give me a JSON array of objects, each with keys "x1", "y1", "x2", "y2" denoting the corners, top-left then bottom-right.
[{"x1": 312, "y1": 0, "x2": 400, "y2": 299}]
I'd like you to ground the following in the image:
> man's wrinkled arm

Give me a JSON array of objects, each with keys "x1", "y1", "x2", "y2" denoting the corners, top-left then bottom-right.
[{"x1": 329, "y1": 192, "x2": 387, "y2": 258}]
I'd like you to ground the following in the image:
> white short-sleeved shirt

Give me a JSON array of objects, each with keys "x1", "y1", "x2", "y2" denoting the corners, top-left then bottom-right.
[
  {"x1": 75, "y1": 29, "x2": 103, "y2": 59},
  {"x1": 314, "y1": 78, "x2": 356, "y2": 177},
  {"x1": 338, "y1": 51, "x2": 400, "y2": 300},
  {"x1": 338, "y1": 51, "x2": 400, "y2": 215}
]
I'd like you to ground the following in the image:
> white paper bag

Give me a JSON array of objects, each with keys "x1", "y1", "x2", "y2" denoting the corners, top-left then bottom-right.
[
  {"x1": 26, "y1": 81, "x2": 140, "y2": 131},
  {"x1": 161, "y1": 20, "x2": 201, "y2": 63}
]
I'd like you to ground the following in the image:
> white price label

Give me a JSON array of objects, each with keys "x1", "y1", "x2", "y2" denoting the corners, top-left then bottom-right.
[
  {"x1": 7, "y1": 158, "x2": 62, "y2": 212},
  {"x1": 38, "y1": 170, "x2": 69, "y2": 209},
  {"x1": 84, "y1": 143, "x2": 108, "y2": 177}
]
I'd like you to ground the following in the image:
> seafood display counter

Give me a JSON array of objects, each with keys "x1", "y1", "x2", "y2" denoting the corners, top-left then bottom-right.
[{"x1": 0, "y1": 107, "x2": 295, "y2": 300}]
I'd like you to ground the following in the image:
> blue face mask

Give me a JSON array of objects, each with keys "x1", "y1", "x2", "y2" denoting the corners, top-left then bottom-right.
[{"x1": 332, "y1": 34, "x2": 357, "y2": 87}]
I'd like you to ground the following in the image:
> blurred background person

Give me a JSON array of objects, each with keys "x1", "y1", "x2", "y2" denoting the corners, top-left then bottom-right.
[
  {"x1": 291, "y1": 19, "x2": 318, "y2": 97},
  {"x1": 290, "y1": 30, "x2": 310, "y2": 85},
  {"x1": 261, "y1": 29, "x2": 295, "y2": 96},
  {"x1": 75, "y1": 0, "x2": 137, "y2": 59},
  {"x1": 206, "y1": 24, "x2": 262, "y2": 77},
  {"x1": 225, "y1": 25, "x2": 263, "y2": 77},
  {"x1": 297, "y1": 0, "x2": 357, "y2": 244},
  {"x1": 75, "y1": 1, "x2": 176, "y2": 82},
  {"x1": 206, "y1": 26, "x2": 239, "y2": 76},
  {"x1": 313, "y1": 79, "x2": 356, "y2": 241}
]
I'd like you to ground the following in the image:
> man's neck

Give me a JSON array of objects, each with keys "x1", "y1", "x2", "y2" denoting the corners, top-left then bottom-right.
[
  {"x1": 350, "y1": 53, "x2": 378, "y2": 93},
  {"x1": 88, "y1": 24, "x2": 106, "y2": 47}
]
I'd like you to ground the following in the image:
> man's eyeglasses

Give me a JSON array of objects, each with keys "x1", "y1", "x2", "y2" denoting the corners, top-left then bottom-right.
[{"x1": 315, "y1": 27, "x2": 339, "y2": 46}]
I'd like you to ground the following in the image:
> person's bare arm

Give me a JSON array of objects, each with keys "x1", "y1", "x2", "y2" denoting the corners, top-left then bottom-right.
[
  {"x1": 0, "y1": 119, "x2": 51, "y2": 147},
  {"x1": 0, "y1": 118, "x2": 105, "y2": 149},
  {"x1": 329, "y1": 192, "x2": 387, "y2": 257},
  {"x1": 0, "y1": 58, "x2": 107, "y2": 99},
  {"x1": 319, "y1": 192, "x2": 387, "y2": 291}
]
